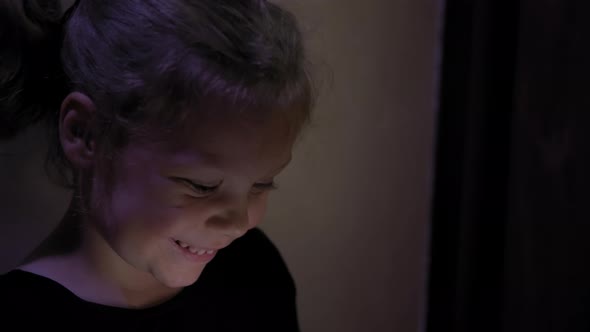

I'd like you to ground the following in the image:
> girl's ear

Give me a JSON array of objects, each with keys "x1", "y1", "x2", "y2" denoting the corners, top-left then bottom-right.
[{"x1": 59, "y1": 92, "x2": 97, "y2": 169}]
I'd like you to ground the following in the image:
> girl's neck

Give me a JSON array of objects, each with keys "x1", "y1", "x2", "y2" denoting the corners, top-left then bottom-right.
[
  {"x1": 19, "y1": 253, "x2": 181, "y2": 309},
  {"x1": 18, "y1": 198, "x2": 182, "y2": 309}
]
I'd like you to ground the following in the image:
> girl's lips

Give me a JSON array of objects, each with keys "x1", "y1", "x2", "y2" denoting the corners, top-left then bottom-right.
[{"x1": 171, "y1": 238, "x2": 217, "y2": 263}]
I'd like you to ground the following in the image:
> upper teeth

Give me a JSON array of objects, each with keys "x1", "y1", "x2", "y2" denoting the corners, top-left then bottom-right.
[{"x1": 176, "y1": 240, "x2": 214, "y2": 255}]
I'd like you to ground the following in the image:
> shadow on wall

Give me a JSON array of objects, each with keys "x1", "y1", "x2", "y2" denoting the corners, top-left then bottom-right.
[{"x1": 0, "y1": 124, "x2": 70, "y2": 273}]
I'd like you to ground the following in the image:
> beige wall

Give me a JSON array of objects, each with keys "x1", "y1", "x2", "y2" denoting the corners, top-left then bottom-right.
[
  {"x1": 0, "y1": 125, "x2": 71, "y2": 271},
  {"x1": 262, "y1": 1, "x2": 441, "y2": 331},
  {"x1": 1, "y1": 0, "x2": 441, "y2": 331}
]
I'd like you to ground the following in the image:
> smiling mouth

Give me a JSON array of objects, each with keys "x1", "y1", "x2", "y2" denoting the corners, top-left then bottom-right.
[{"x1": 173, "y1": 239, "x2": 216, "y2": 256}]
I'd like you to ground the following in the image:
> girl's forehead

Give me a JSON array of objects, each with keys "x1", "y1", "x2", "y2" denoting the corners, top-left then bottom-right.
[
  {"x1": 133, "y1": 112, "x2": 294, "y2": 169},
  {"x1": 126, "y1": 96, "x2": 299, "y2": 170},
  {"x1": 179, "y1": 111, "x2": 292, "y2": 148}
]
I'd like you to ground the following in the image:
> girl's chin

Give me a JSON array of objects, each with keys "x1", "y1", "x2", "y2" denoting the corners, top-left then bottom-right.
[{"x1": 155, "y1": 267, "x2": 204, "y2": 289}]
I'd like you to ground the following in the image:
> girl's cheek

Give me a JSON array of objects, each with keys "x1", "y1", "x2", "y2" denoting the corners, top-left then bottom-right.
[
  {"x1": 248, "y1": 195, "x2": 270, "y2": 227},
  {"x1": 149, "y1": 179, "x2": 189, "y2": 208}
]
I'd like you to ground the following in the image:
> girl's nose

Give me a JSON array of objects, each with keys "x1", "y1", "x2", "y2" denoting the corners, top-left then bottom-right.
[
  {"x1": 206, "y1": 195, "x2": 251, "y2": 239},
  {"x1": 220, "y1": 208, "x2": 250, "y2": 239}
]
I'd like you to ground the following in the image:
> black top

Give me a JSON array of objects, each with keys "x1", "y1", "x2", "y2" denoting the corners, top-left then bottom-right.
[{"x1": 0, "y1": 228, "x2": 300, "y2": 331}]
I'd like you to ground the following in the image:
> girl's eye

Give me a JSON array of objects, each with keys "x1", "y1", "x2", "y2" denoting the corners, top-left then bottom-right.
[
  {"x1": 187, "y1": 182, "x2": 218, "y2": 194},
  {"x1": 173, "y1": 178, "x2": 219, "y2": 197},
  {"x1": 250, "y1": 181, "x2": 278, "y2": 195}
]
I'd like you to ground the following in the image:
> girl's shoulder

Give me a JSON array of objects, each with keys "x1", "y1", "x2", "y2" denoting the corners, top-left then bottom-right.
[
  {"x1": 0, "y1": 267, "x2": 73, "y2": 299},
  {"x1": 0, "y1": 228, "x2": 299, "y2": 330},
  {"x1": 181, "y1": 228, "x2": 300, "y2": 331},
  {"x1": 0, "y1": 269, "x2": 43, "y2": 297},
  {"x1": 223, "y1": 227, "x2": 288, "y2": 261},
  {"x1": 200, "y1": 227, "x2": 296, "y2": 291},
  {"x1": 0, "y1": 268, "x2": 74, "y2": 322}
]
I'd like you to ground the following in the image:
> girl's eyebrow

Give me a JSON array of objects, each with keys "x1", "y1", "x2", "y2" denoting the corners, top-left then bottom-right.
[{"x1": 165, "y1": 150, "x2": 220, "y2": 167}]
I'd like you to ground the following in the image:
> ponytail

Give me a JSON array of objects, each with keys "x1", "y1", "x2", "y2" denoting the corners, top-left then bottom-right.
[{"x1": 0, "y1": 0, "x2": 66, "y2": 139}]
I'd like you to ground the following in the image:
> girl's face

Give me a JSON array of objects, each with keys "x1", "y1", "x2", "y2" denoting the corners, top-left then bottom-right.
[{"x1": 87, "y1": 110, "x2": 295, "y2": 289}]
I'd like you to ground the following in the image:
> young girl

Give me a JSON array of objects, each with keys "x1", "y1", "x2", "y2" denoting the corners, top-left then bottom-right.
[{"x1": 0, "y1": 0, "x2": 313, "y2": 330}]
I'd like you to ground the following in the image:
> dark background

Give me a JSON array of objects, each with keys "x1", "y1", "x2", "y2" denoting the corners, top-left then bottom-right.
[{"x1": 427, "y1": 0, "x2": 590, "y2": 331}]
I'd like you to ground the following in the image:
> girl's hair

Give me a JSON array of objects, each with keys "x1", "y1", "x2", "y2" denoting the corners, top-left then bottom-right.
[
  {"x1": 1, "y1": 0, "x2": 315, "y2": 190},
  {"x1": 0, "y1": 0, "x2": 64, "y2": 139}
]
